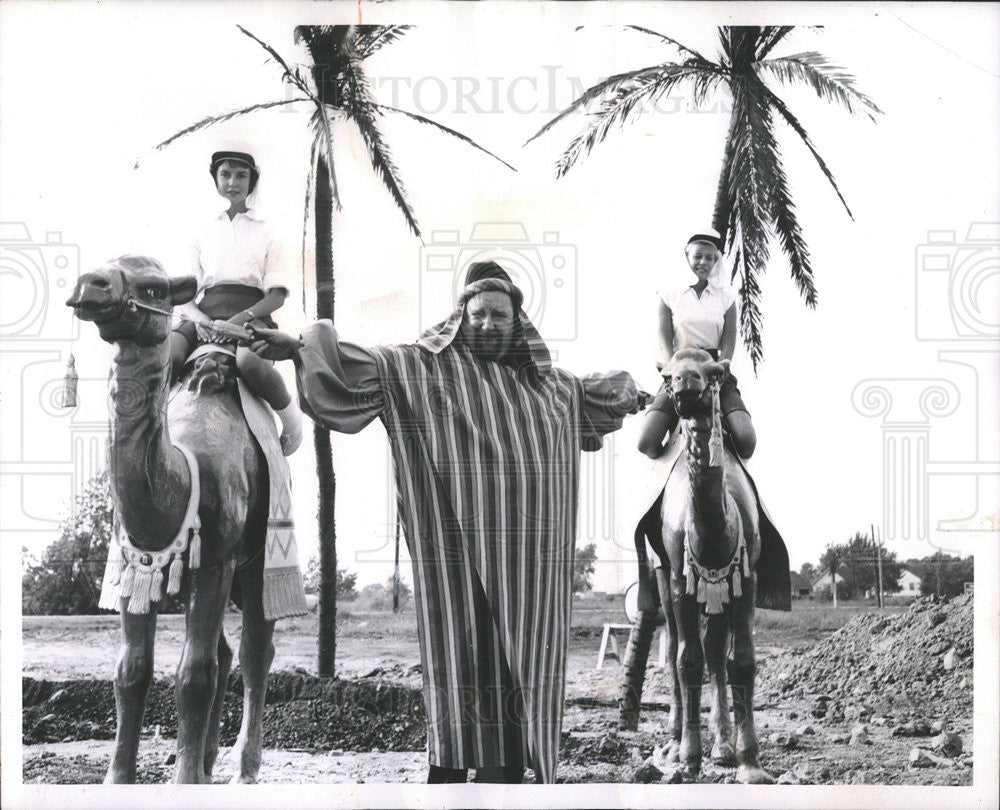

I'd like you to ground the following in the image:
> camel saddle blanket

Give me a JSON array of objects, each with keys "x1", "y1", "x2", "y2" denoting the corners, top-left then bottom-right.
[
  {"x1": 236, "y1": 379, "x2": 308, "y2": 620},
  {"x1": 629, "y1": 431, "x2": 792, "y2": 612},
  {"x1": 98, "y1": 379, "x2": 307, "y2": 620}
]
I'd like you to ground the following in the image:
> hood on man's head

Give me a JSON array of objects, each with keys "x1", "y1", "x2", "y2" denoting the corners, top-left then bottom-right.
[
  {"x1": 458, "y1": 261, "x2": 524, "y2": 310},
  {"x1": 417, "y1": 259, "x2": 549, "y2": 375}
]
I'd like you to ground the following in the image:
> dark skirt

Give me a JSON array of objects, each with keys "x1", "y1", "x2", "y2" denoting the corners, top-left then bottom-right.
[{"x1": 174, "y1": 284, "x2": 278, "y2": 345}]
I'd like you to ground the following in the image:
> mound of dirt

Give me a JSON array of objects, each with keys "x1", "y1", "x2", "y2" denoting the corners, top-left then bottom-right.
[
  {"x1": 759, "y1": 594, "x2": 973, "y2": 723},
  {"x1": 24, "y1": 669, "x2": 426, "y2": 752}
]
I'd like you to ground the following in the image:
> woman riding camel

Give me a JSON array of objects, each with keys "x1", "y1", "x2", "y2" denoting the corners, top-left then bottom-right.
[
  {"x1": 637, "y1": 230, "x2": 756, "y2": 460},
  {"x1": 170, "y1": 148, "x2": 302, "y2": 455}
]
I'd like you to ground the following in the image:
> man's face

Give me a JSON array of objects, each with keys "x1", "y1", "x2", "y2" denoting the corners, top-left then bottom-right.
[{"x1": 459, "y1": 291, "x2": 515, "y2": 361}]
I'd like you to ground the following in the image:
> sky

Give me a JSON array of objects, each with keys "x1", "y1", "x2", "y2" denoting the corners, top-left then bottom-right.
[
  {"x1": 2, "y1": 2, "x2": 998, "y2": 594},
  {"x1": 1, "y1": 2, "x2": 998, "y2": 807},
  {"x1": 1, "y1": 2, "x2": 998, "y2": 594}
]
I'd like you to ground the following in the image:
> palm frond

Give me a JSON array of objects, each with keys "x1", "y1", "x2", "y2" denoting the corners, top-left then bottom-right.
[
  {"x1": 238, "y1": 25, "x2": 303, "y2": 88},
  {"x1": 555, "y1": 67, "x2": 706, "y2": 176},
  {"x1": 756, "y1": 26, "x2": 795, "y2": 60},
  {"x1": 340, "y1": 53, "x2": 420, "y2": 238},
  {"x1": 755, "y1": 52, "x2": 883, "y2": 119},
  {"x1": 763, "y1": 85, "x2": 853, "y2": 218},
  {"x1": 307, "y1": 108, "x2": 342, "y2": 211},
  {"x1": 355, "y1": 25, "x2": 414, "y2": 59},
  {"x1": 523, "y1": 63, "x2": 693, "y2": 146},
  {"x1": 622, "y1": 25, "x2": 714, "y2": 65},
  {"x1": 770, "y1": 161, "x2": 817, "y2": 307},
  {"x1": 139, "y1": 99, "x2": 305, "y2": 166},
  {"x1": 374, "y1": 104, "x2": 517, "y2": 171}
]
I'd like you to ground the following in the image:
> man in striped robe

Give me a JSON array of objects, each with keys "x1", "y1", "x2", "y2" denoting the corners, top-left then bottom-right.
[{"x1": 251, "y1": 262, "x2": 648, "y2": 783}]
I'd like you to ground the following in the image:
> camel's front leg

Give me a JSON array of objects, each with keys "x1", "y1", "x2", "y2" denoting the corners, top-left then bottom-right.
[
  {"x1": 704, "y1": 613, "x2": 735, "y2": 765},
  {"x1": 173, "y1": 561, "x2": 235, "y2": 784},
  {"x1": 105, "y1": 602, "x2": 158, "y2": 784},
  {"x1": 728, "y1": 583, "x2": 773, "y2": 785},
  {"x1": 229, "y1": 566, "x2": 276, "y2": 784},
  {"x1": 203, "y1": 631, "x2": 234, "y2": 778},
  {"x1": 669, "y1": 574, "x2": 704, "y2": 775}
]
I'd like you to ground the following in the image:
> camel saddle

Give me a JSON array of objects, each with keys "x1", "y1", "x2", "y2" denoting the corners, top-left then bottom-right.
[{"x1": 631, "y1": 430, "x2": 792, "y2": 614}]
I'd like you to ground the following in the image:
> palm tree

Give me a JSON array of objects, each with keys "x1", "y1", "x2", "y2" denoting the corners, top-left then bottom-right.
[
  {"x1": 527, "y1": 25, "x2": 881, "y2": 369},
  {"x1": 148, "y1": 24, "x2": 513, "y2": 676},
  {"x1": 529, "y1": 24, "x2": 879, "y2": 728},
  {"x1": 820, "y1": 543, "x2": 844, "y2": 608}
]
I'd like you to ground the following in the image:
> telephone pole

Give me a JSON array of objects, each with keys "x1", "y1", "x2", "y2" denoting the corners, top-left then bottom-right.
[{"x1": 873, "y1": 524, "x2": 885, "y2": 609}]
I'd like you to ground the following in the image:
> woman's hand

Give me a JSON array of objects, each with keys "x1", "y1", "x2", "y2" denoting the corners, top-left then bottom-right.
[{"x1": 249, "y1": 327, "x2": 303, "y2": 361}]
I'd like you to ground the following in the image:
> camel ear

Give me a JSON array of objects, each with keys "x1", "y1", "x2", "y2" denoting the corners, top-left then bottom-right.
[
  {"x1": 170, "y1": 275, "x2": 197, "y2": 306},
  {"x1": 662, "y1": 374, "x2": 673, "y2": 394}
]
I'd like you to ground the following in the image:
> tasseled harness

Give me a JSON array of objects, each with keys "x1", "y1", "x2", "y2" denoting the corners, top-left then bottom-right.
[
  {"x1": 678, "y1": 380, "x2": 750, "y2": 615},
  {"x1": 109, "y1": 443, "x2": 202, "y2": 614}
]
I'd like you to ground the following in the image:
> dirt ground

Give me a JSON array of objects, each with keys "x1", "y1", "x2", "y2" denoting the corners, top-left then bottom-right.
[{"x1": 20, "y1": 596, "x2": 974, "y2": 786}]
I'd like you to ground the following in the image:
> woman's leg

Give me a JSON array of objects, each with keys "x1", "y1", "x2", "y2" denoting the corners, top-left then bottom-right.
[
  {"x1": 725, "y1": 410, "x2": 756, "y2": 459},
  {"x1": 170, "y1": 332, "x2": 192, "y2": 383},
  {"x1": 236, "y1": 347, "x2": 303, "y2": 454},
  {"x1": 638, "y1": 411, "x2": 677, "y2": 459}
]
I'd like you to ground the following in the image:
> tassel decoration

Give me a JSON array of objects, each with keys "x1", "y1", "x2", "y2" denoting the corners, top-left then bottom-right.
[
  {"x1": 743, "y1": 548, "x2": 751, "y2": 577},
  {"x1": 150, "y1": 567, "x2": 164, "y2": 603},
  {"x1": 697, "y1": 578, "x2": 707, "y2": 603},
  {"x1": 167, "y1": 555, "x2": 184, "y2": 595},
  {"x1": 120, "y1": 565, "x2": 136, "y2": 598},
  {"x1": 732, "y1": 569, "x2": 742, "y2": 598},
  {"x1": 189, "y1": 528, "x2": 201, "y2": 570},
  {"x1": 61, "y1": 354, "x2": 78, "y2": 408}
]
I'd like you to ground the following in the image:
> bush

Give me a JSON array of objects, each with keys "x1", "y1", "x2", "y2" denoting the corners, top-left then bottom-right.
[
  {"x1": 302, "y1": 556, "x2": 359, "y2": 601},
  {"x1": 21, "y1": 473, "x2": 183, "y2": 615},
  {"x1": 356, "y1": 576, "x2": 413, "y2": 612}
]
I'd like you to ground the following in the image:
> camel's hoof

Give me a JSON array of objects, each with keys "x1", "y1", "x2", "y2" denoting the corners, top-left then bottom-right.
[
  {"x1": 737, "y1": 765, "x2": 774, "y2": 784},
  {"x1": 711, "y1": 741, "x2": 736, "y2": 766},
  {"x1": 230, "y1": 773, "x2": 259, "y2": 785}
]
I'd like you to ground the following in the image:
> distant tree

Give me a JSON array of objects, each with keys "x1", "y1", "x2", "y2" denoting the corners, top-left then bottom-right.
[
  {"x1": 574, "y1": 543, "x2": 598, "y2": 594},
  {"x1": 798, "y1": 561, "x2": 816, "y2": 583},
  {"x1": 905, "y1": 552, "x2": 974, "y2": 598},
  {"x1": 819, "y1": 543, "x2": 844, "y2": 606},
  {"x1": 302, "y1": 555, "x2": 359, "y2": 601},
  {"x1": 356, "y1": 576, "x2": 413, "y2": 611},
  {"x1": 836, "y1": 532, "x2": 902, "y2": 597},
  {"x1": 21, "y1": 472, "x2": 183, "y2": 615}
]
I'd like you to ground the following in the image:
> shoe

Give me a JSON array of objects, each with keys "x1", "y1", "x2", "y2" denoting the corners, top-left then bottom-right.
[{"x1": 280, "y1": 423, "x2": 303, "y2": 456}]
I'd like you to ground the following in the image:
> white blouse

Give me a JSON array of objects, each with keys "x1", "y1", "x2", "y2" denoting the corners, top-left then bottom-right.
[
  {"x1": 189, "y1": 208, "x2": 291, "y2": 296},
  {"x1": 659, "y1": 285, "x2": 736, "y2": 351}
]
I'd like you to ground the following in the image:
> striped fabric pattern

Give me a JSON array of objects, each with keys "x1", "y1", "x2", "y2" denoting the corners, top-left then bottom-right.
[{"x1": 369, "y1": 342, "x2": 585, "y2": 783}]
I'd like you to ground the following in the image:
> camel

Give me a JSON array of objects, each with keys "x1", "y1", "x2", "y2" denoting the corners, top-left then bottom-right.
[
  {"x1": 66, "y1": 255, "x2": 280, "y2": 784},
  {"x1": 629, "y1": 348, "x2": 790, "y2": 784}
]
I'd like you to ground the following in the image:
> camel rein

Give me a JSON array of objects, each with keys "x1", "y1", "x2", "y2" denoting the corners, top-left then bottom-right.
[{"x1": 125, "y1": 296, "x2": 255, "y2": 343}]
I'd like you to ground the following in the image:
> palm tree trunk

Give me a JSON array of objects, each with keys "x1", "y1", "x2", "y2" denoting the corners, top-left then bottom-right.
[
  {"x1": 831, "y1": 570, "x2": 838, "y2": 609},
  {"x1": 315, "y1": 155, "x2": 338, "y2": 677},
  {"x1": 618, "y1": 607, "x2": 659, "y2": 730}
]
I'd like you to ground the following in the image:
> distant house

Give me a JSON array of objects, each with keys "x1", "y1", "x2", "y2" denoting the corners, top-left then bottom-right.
[
  {"x1": 896, "y1": 567, "x2": 922, "y2": 599},
  {"x1": 811, "y1": 569, "x2": 851, "y2": 599},
  {"x1": 789, "y1": 571, "x2": 812, "y2": 599}
]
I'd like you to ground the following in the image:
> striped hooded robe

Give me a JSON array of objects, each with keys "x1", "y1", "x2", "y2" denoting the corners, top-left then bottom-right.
[{"x1": 292, "y1": 273, "x2": 642, "y2": 782}]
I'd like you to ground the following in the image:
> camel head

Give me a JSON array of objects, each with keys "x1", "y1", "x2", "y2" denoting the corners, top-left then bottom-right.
[
  {"x1": 66, "y1": 255, "x2": 196, "y2": 346},
  {"x1": 662, "y1": 348, "x2": 729, "y2": 418}
]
